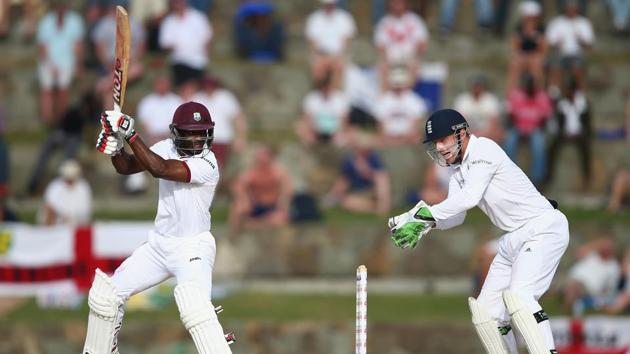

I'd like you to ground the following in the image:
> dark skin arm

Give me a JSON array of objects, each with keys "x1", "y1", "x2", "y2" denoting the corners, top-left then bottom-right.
[{"x1": 111, "y1": 136, "x2": 191, "y2": 182}]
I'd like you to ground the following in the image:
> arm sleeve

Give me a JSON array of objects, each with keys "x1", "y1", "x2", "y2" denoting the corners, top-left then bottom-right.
[
  {"x1": 185, "y1": 156, "x2": 219, "y2": 185},
  {"x1": 432, "y1": 177, "x2": 466, "y2": 230},
  {"x1": 430, "y1": 148, "x2": 499, "y2": 220}
]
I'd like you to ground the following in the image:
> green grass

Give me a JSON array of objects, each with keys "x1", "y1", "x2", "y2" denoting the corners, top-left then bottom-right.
[{"x1": 4, "y1": 292, "x2": 567, "y2": 324}]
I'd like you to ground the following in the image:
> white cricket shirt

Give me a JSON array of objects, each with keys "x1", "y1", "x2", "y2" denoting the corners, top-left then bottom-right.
[
  {"x1": 430, "y1": 135, "x2": 553, "y2": 232},
  {"x1": 305, "y1": 8, "x2": 356, "y2": 55},
  {"x1": 374, "y1": 90, "x2": 427, "y2": 136},
  {"x1": 150, "y1": 139, "x2": 219, "y2": 238}
]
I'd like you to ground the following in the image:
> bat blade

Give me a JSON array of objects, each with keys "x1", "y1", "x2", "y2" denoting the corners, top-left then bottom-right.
[{"x1": 113, "y1": 5, "x2": 131, "y2": 112}]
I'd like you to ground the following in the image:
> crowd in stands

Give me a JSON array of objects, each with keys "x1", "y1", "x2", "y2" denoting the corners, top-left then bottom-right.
[{"x1": 0, "y1": 1, "x2": 628, "y2": 297}]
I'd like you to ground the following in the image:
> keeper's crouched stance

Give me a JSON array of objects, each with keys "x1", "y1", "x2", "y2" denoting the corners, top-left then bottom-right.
[
  {"x1": 84, "y1": 102, "x2": 232, "y2": 354},
  {"x1": 388, "y1": 109, "x2": 569, "y2": 354}
]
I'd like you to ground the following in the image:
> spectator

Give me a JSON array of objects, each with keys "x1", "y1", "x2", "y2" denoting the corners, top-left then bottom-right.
[
  {"x1": 545, "y1": 78, "x2": 592, "y2": 189},
  {"x1": 0, "y1": 91, "x2": 7, "y2": 201},
  {"x1": 27, "y1": 91, "x2": 101, "y2": 195},
  {"x1": 159, "y1": 0, "x2": 212, "y2": 86},
  {"x1": 36, "y1": 0, "x2": 85, "y2": 126},
  {"x1": 137, "y1": 74, "x2": 182, "y2": 145},
  {"x1": 323, "y1": 132, "x2": 391, "y2": 215},
  {"x1": 122, "y1": 75, "x2": 182, "y2": 195},
  {"x1": 546, "y1": 0, "x2": 594, "y2": 93},
  {"x1": 234, "y1": 1, "x2": 285, "y2": 63},
  {"x1": 296, "y1": 72, "x2": 350, "y2": 149},
  {"x1": 374, "y1": 67, "x2": 427, "y2": 146},
  {"x1": 563, "y1": 237, "x2": 620, "y2": 316},
  {"x1": 407, "y1": 163, "x2": 451, "y2": 206},
  {"x1": 229, "y1": 145, "x2": 293, "y2": 230},
  {"x1": 504, "y1": 72, "x2": 552, "y2": 186},
  {"x1": 0, "y1": 0, "x2": 37, "y2": 40},
  {"x1": 453, "y1": 75, "x2": 503, "y2": 142},
  {"x1": 129, "y1": 0, "x2": 169, "y2": 52},
  {"x1": 374, "y1": 0, "x2": 429, "y2": 90},
  {"x1": 507, "y1": 1, "x2": 546, "y2": 90},
  {"x1": 92, "y1": 2, "x2": 146, "y2": 107},
  {"x1": 305, "y1": 0, "x2": 356, "y2": 89},
  {"x1": 439, "y1": 0, "x2": 493, "y2": 36},
  {"x1": 607, "y1": 96, "x2": 630, "y2": 213},
  {"x1": 194, "y1": 76, "x2": 247, "y2": 170},
  {"x1": 605, "y1": 247, "x2": 630, "y2": 314},
  {"x1": 40, "y1": 160, "x2": 93, "y2": 226},
  {"x1": 607, "y1": 0, "x2": 630, "y2": 33}
]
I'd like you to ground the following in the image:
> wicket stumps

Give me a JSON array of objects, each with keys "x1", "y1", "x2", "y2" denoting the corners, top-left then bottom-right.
[{"x1": 356, "y1": 265, "x2": 367, "y2": 354}]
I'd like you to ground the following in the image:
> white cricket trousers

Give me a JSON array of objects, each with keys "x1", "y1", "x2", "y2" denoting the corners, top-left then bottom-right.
[
  {"x1": 477, "y1": 209, "x2": 569, "y2": 332},
  {"x1": 111, "y1": 230, "x2": 217, "y2": 302}
]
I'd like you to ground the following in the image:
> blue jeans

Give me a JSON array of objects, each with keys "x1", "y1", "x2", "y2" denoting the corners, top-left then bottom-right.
[
  {"x1": 440, "y1": 0, "x2": 493, "y2": 31},
  {"x1": 504, "y1": 128, "x2": 546, "y2": 184}
]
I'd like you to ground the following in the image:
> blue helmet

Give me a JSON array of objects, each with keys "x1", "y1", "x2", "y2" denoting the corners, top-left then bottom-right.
[{"x1": 423, "y1": 109, "x2": 468, "y2": 143}]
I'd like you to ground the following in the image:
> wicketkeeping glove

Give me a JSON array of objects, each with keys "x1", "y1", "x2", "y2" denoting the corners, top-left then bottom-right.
[
  {"x1": 96, "y1": 129, "x2": 123, "y2": 156},
  {"x1": 388, "y1": 201, "x2": 436, "y2": 249},
  {"x1": 101, "y1": 110, "x2": 138, "y2": 142}
]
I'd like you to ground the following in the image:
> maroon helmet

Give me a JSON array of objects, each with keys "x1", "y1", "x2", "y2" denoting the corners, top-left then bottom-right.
[{"x1": 169, "y1": 101, "x2": 215, "y2": 156}]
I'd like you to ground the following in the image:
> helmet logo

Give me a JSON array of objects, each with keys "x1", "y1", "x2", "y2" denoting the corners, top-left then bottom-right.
[
  {"x1": 427, "y1": 121, "x2": 432, "y2": 134},
  {"x1": 193, "y1": 112, "x2": 201, "y2": 122}
]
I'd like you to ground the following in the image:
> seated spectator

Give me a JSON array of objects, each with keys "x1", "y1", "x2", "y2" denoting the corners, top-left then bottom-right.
[
  {"x1": 159, "y1": 0, "x2": 212, "y2": 87},
  {"x1": 27, "y1": 91, "x2": 101, "y2": 195},
  {"x1": 607, "y1": 0, "x2": 630, "y2": 33},
  {"x1": 545, "y1": 78, "x2": 592, "y2": 189},
  {"x1": 563, "y1": 237, "x2": 620, "y2": 316},
  {"x1": 605, "y1": 247, "x2": 630, "y2": 314},
  {"x1": 129, "y1": 0, "x2": 168, "y2": 53},
  {"x1": 504, "y1": 72, "x2": 552, "y2": 186},
  {"x1": 40, "y1": 160, "x2": 93, "y2": 226},
  {"x1": 0, "y1": 96, "x2": 7, "y2": 200},
  {"x1": 471, "y1": 238, "x2": 499, "y2": 297},
  {"x1": 323, "y1": 132, "x2": 391, "y2": 215},
  {"x1": 0, "y1": 0, "x2": 36, "y2": 40},
  {"x1": 546, "y1": 0, "x2": 594, "y2": 93},
  {"x1": 439, "y1": 0, "x2": 493, "y2": 36},
  {"x1": 374, "y1": 67, "x2": 427, "y2": 146},
  {"x1": 234, "y1": 1, "x2": 284, "y2": 63},
  {"x1": 194, "y1": 76, "x2": 247, "y2": 170},
  {"x1": 36, "y1": 0, "x2": 85, "y2": 126},
  {"x1": 92, "y1": 2, "x2": 146, "y2": 108},
  {"x1": 407, "y1": 164, "x2": 451, "y2": 206},
  {"x1": 374, "y1": 0, "x2": 428, "y2": 90},
  {"x1": 453, "y1": 75, "x2": 503, "y2": 142},
  {"x1": 305, "y1": 0, "x2": 356, "y2": 89},
  {"x1": 229, "y1": 146, "x2": 293, "y2": 230},
  {"x1": 296, "y1": 72, "x2": 350, "y2": 148},
  {"x1": 122, "y1": 74, "x2": 181, "y2": 195},
  {"x1": 507, "y1": 1, "x2": 546, "y2": 90},
  {"x1": 606, "y1": 92, "x2": 630, "y2": 213}
]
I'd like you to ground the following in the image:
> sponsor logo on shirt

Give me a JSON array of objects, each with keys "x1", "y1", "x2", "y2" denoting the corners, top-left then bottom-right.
[
  {"x1": 201, "y1": 157, "x2": 216, "y2": 169},
  {"x1": 189, "y1": 256, "x2": 202, "y2": 262},
  {"x1": 470, "y1": 159, "x2": 492, "y2": 165}
]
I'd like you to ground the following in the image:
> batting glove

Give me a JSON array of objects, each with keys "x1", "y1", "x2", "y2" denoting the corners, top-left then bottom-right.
[
  {"x1": 96, "y1": 129, "x2": 123, "y2": 156},
  {"x1": 388, "y1": 201, "x2": 436, "y2": 249},
  {"x1": 101, "y1": 110, "x2": 138, "y2": 143}
]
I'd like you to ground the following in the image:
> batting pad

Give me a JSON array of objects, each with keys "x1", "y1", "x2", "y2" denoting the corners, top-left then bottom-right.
[
  {"x1": 83, "y1": 269, "x2": 124, "y2": 354},
  {"x1": 468, "y1": 297, "x2": 510, "y2": 354},
  {"x1": 174, "y1": 283, "x2": 232, "y2": 354},
  {"x1": 502, "y1": 290, "x2": 548, "y2": 354}
]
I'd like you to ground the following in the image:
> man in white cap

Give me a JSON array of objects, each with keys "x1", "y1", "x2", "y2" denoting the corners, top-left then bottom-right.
[{"x1": 41, "y1": 159, "x2": 92, "y2": 225}]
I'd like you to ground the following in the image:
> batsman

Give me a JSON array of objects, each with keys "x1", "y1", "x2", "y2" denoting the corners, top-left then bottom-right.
[
  {"x1": 388, "y1": 109, "x2": 569, "y2": 354},
  {"x1": 83, "y1": 101, "x2": 232, "y2": 354}
]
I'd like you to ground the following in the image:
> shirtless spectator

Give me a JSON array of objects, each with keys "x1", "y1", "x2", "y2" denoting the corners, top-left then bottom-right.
[{"x1": 229, "y1": 146, "x2": 293, "y2": 230}]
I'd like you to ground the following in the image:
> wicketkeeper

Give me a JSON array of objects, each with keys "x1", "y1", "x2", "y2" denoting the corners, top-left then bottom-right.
[{"x1": 388, "y1": 109, "x2": 569, "y2": 354}]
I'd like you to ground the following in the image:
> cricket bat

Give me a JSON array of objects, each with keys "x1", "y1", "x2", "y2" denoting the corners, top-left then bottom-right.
[{"x1": 113, "y1": 5, "x2": 131, "y2": 112}]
